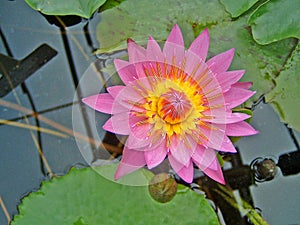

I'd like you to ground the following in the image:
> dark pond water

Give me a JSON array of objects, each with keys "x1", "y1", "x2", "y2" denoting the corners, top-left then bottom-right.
[{"x1": 0, "y1": 1, "x2": 300, "y2": 225}]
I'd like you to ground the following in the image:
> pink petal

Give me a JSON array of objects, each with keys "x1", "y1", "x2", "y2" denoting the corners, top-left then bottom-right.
[
  {"x1": 146, "y1": 36, "x2": 164, "y2": 61},
  {"x1": 165, "y1": 24, "x2": 184, "y2": 47},
  {"x1": 188, "y1": 28, "x2": 209, "y2": 61},
  {"x1": 144, "y1": 141, "x2": 167, "y2": 169},
  {"x1": 199, "y1": 72, "x2": 223, "y2": 99},
  {"x1": 215, "y1": 70, "x2": 245, "y2": 92},
  {"x1": 103, "y1": 113, "x2": 130, "y2": 135},
  {"x1": 232, "y1": 81, "x2": 253, "y2": 90},
  {"x1": 224, "y1": 121, "x2": 258, "y2": 136},
  {"x1": 134, "y1": 62, "x2": 148, "y2": 79},
  {"x1": 202, "y1": 105, "x2": 227, "y2": 122},
  {"x1": 107, "y1": 85, "x2": 125, "y2": 98},
  {"x1": 129, "y1": 114, "x2": 153, "y2": 139},
  {"x1": 168, "y1": 154, "x2": 194, "y2": 183},
  {"x1": 113, "y1": 84, "x2": 145, "y2": 112},
  {"x1": 202, "y1": 112, "x2": 251, "y2": 124},
  {"x1": 200, "y1": 126, "x2": 236, "y2": 152},
  {"x1": 192, "y1": 147, "x2": 218, "y2": 171},
  {"x1": 176, "y1": 161, "x2": 194, "y2": 183},
  {"x1": 127, "y1": 38, "x2": 146, "y2": 63},
  {"x1": 82, "y1": 87, "x2": 128, "y2": 114},
  {"x1": 203, "y1": 166, "x2": 225, "y2": 184},
  {"x1": 125, "y1": 134, "x2": 150, "y2": 149},
  {"x1": 193, "y1": 158, "x2": 225, "y2": 184},
  {"x1": 114, "y1": 147, "x2": 146, "y2": 180},
  {"x1": 184, "y1": 50, "x2": 208, "y2": 79},
  {"x1": 169, "y1": 135, "x2": 195, "y2": 167},
  {"x1": 163, "y1": 24, "x2": 185, "y2": 66},
  {"x1": 218, "y1": 135, "x2": 237, "y2": 153},
  {"x1": 82, "y1": 94, "x2": 113, "y2": 114},
  {"x1": 125, "y1": 122, "x2": 152, "y2": 149},
  {"x1": 114, "y1": 59, "x2": 138, "y2": 85},
  {"x1": 224, "y1": 87, "x2": 255, "y2": 108},
  {"x1": 206, "y1": 48, "x2": 235, "y2": 74}
]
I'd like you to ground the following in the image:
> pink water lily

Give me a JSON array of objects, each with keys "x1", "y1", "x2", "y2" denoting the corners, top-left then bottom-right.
[{"x1": 83, "y1": 24, "x2": 258, "y2": 184}]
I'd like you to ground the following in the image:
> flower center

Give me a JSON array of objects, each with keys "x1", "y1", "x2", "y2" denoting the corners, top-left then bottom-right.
[{"x1": 157, "y1": 88, "x2": 192, "y2": 124}]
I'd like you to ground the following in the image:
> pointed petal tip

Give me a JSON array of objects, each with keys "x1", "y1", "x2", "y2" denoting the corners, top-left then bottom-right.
[
  {"x1": 82, "y1": 95, "x2": 97, "y2": 109},
  {"x1": 166, "y1": 23, "x2": 184, "y2": 46},
  {"x1": 218, "y1": 178, "x2": 226, "y2": 185},
  {"x1": 177, "y1": 167, "x2": 194, "y2": 183},
  {"x1": 203, "y1": 167, "x2": 226, "y2": 184},
  {"x1": 181, "y1": 175, "x2": 193, "y2": 183},
  {"x1": 127, "y1": 38, "x2": 134, "y2": 43},
  {"x1": 229, "y1": 48, "x2": 235, "y2": 53},
  {"x1": 233, "y1": 81, "x2": 253, "y2": 90},
  {"x1": 82, "y1": 97, "x2": 88, "y2": 104},
  {"x1": 114, "y1": 173, "x2": 120, "y2": 180},
  {"x1": 239, "y1": 69, "x2": 246, "y2": 75},
  {"x1": 201, "y1": 27, "x2": 210, "y2": 36},
  {"x1": 227, "y1": 48, "x2": 235, "y2": 57},
  {"x1": 188, "y1": 27, "x2": 210, "y2": 61},
  {"x1": 247, "y1": 128, "x2": 259, "y2": 136},
  {"x1": 114, "y1": 165, "x2": 122, "y2": 180},
  {"x1": 148, "y1": 35, "x2": 154, "y2": 41},
  {"x1": 82, "y1": 96, "x2": 93, "y2": 103},
  {"x1": 173, "y1": 23, "x2": 180, "y2": 30}
]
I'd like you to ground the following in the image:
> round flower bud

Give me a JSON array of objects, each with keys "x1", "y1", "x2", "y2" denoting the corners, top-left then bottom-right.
[{"x1": 148, "y1": 173, "x2": 178, "y2": 203}]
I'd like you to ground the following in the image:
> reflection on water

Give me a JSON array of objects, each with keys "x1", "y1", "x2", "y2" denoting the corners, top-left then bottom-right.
[{"x1": 0, "y1": 1, "x2": 300, "y2": 225}]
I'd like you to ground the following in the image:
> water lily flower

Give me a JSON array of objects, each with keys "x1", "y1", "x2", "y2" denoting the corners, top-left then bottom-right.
[{"x1": 83, "y1": 24, "x2": 258, "y2": 184}]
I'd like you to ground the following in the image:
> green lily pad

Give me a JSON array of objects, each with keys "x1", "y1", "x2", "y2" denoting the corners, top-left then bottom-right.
[
  {"x1": 25, "y1": 0, "x2": 107, "y2": 19},
  {"x1": 99, "y1": 0, "x2": 126, "y2": 12},
  {"x1": 94, "y1": 0, "x2": 298, "y2": 128},
  {"x1": 95, "y1": 0, "x2": 295, "y2": 103},
  {"x1": 95, "y1": 0, "x2": 230, "y2": 53},
  {"x1": 248, "y1": 0, "x2": 300, "y2": 44},
  {"x1": 220, "y1": 0, "x2": 259, "y2": 18},
  {"x1": 12, "y1": 165, "x2": 220, "y2": 225},
  {"x1": 265, "y1": 42, "x2": 300, "y2": 131},
  {"x1": 201, "y1": 17, "x2": 295, "y2": 104}
]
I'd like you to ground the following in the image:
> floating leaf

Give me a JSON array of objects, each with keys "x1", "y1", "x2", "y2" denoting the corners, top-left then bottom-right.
[
  {"x1": 96, "y1": 9, "x2": 136, "y2": 53},
  {"x1": 99, "y1": 0, "x2": 126, "y2": 12},
  {"x1": 220, "y1": 0, "x2": 259, "y2": 18},
  {"x1": 202, "y1": 17, "x2": 295, "y2": 103},
  {"x1": 12, "y1": 165, "x2": 220, "y2": 225},
  {"x1": 248, "y1": 0, "x2": 300, "y2": 44},
  {"x1": 94, "y1": 0, "x2": 296, "y2": 106},
  {"x1": 265, "y1": 42, "x2": 300, "y2": 131},
  {"x1": 95, "y1": 0, "x2": 230, "y2": 53},
  {"x1": 92, "y1": 0, "x2": 299, "y2": 130},
  {"x1": 25, "y1": 0, "x2": 107, "y2": 19}
]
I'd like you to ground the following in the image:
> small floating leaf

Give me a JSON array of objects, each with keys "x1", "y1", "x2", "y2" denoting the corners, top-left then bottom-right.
[
  {"x1": 12, "y1": 164, "x2": 220, "y2": 225},
  {"x1": 25, "y1": 0, "x2": 107, "y2": 19}
]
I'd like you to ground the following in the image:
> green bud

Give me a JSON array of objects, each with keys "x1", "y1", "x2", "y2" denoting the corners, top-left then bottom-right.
[{"x1": 148, "y1": 173, "x2": 178, "y2": 203}]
